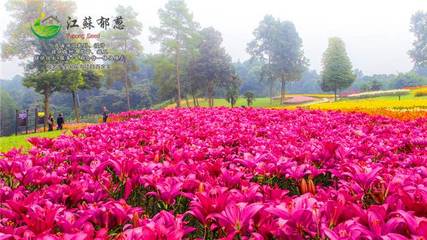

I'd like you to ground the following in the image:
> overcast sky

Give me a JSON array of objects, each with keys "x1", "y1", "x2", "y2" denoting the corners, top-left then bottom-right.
[{"x1": 0, "y1": 0, "x2": 426, "y2": 79}]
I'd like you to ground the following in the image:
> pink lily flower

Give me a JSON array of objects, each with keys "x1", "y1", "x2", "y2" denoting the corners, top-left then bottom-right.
[{"x1": 210, "y1": 202, "x2": 263, "y2": 238}]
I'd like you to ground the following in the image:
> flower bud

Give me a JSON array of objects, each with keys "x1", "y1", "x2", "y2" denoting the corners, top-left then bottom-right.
[{"x1": 300, "y1": 178, "x2": 308, "y2": 194}]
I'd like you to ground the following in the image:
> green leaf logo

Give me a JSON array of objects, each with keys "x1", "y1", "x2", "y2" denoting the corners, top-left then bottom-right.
[{"x1": 31, "y1": 13, "x2": 62, "y2": 40}]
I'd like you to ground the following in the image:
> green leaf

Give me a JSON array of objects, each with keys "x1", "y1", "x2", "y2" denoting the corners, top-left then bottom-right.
[{"x1": 31, "y1": 24, "x2": 61, "y2": 39}]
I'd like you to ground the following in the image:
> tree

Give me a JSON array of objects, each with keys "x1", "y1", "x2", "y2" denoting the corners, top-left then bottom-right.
[
  {"x1": 271, "y1": 20, "x2": 307, "y2": 104},
  {"x1": 371, "y1": 80, "x2": 383, "y2": 91},
  {"x1": 247, "y1": 15, "x2": 279, "y2": 104},
  {"x1": 354, "y1": 68, "x2": 364, "y2": 80},
  {"x1": 191, "y1": 27, "x2": 235, "y2": 107},
  {"x1": 183, "y1": 36, "x2": 203, "y2": 107},
  {"x1": 23, "y1": 37, "x2": 70, "y2": 126},
  {"x1": 235, "y1": 60, "x2": 269, "y2": 97},
  {"x1": 244, "y1": 91, "x2": 255, "y2": 106},
  {"x1": 62, "y1": 69, "x2": 83, "y2": 122},
  {"x1": 1, "y1": 0, "x2": 76, "y2": 60},
  {"x1": 129, "y1": 83, "x2": 153, "y2": 109},
  {"x1": 187, "y1": 56, "x2": 204, "y2": 106},
  {"x1": 350, "y1": 73, "x2": 395, "y2": 91},
  {"x1": 0, "y1": 88, "x2": 17, "y2": 136},
  {"x1": 0, "y1": 75, "x2": 40, "y2": 110},
  {"x1": 147, "y1": 54, "x2": 177, "y2": 101},
  {"x1": 150, "y1": 0, "x2": 200, "y2": 107},
  {"x1": 409, "y1": 11, "x2": 427, "y2": 76},
  {"x1": 225, "y1": 75, "x2": 241, "y2": 107},
  {"x1": 61, "y1": 68, "x2": 102, "y2": 122},
  {"x1": 389, "y1": 72, "x2": 427, "y2": 89},
  {"x1": 360, "y1": 79, "x2": 383, "y2": 92},
  {"x1": 23, "y1": 71, "x2": 62, "y2": 127},
  {"x1": 287, "y1": 70, "x2": 322, "y2": 94},
  {"x1": 2, "y1": 0, "x2": 76, "y2": 126},
  {"x1": 320, "y1": 37, "x2": 355, "y2": 101},
  {"x1": 103, "y1": 5, "x2": 143, "y2": 110}
]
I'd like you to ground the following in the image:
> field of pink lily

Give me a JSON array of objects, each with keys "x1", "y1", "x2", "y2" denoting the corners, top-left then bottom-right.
[{"x1": 0, "y1": 108, "x2": 426, "y2": 239}]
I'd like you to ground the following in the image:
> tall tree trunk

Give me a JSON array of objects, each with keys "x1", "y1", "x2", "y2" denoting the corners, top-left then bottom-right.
[
  {"x1": 268, "y1": 55, "x2": 273, "y2": 105},
  {"x1": 208, "y1": 82, "x2": 211, "y2": 107},
  {"x1": 208, "y1": 81, "x2": 214, "y2": 107},
  {"x1": 185, "y1": 96, "x2": 190, "y2": 107},
  {"x1": 43, "y1": 92, "x2": 49, "y2": 130},
  {"x1": 283, "y1": 80, "x2": 286, "y2": 104},
  {"x1": 192, "y1": 95, "x2": 196, "y2": 107},
  {"x1": 269, "y1": 81, "x2": 273, "y2": 105},
  {"x1": 71, "y1": 91, "x2": 80, "y2": 123},
  {"x1": 280, "y1": 75, "x2": 286, "y2": 105},
  {"x1": 334, "y1": 80, "x2": 337, "y2": 102},
  {"x1": 334, "y1": 89, "x2": 337, "y2": 102},
  {"x1": 124, "y1": 39, "x2": 131, "y2": 110},
  {"x1": 175, "y1": 43, "x2": 181, "y2": 108},
  {"x1": 124, "y1": 77, "x2": 130, "y2": 110},
  {"x1": 196, "y1": 97, "x2": 199, "y2": 106}
]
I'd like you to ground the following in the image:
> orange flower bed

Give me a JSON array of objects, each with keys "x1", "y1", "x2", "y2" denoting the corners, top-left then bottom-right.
[
  {"x1": 340, "y1": 108, "x2": 427, "y2": 121},
  {"x1": 403, "y1": 85, "x2": 427, "y2": 90}
]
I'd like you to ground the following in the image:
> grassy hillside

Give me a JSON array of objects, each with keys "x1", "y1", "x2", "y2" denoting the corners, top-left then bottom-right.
[{"x1": 0, "y1": 131, "x2": 62, "y2": 153}]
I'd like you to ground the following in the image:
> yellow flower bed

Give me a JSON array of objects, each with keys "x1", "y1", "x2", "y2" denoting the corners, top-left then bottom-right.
[
  {"x1": 276, "y1": 98, "x2": 427, "y2": 120},
  {"x1": 306, "y1": 98, "x2": 427, "y2": 110},
  {"x1": 414, "y1": 88, "x2": 427, "y2": 97}
]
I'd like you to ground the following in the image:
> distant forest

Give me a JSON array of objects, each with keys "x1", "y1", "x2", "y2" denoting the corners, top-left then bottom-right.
[{"x1": 2, "y1": 61, "x2": 426, "y2": 135}]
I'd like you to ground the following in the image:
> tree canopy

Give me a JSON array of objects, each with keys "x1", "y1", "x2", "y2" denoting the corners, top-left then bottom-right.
[
  {"x1": 103, "y1": 5, "x2": 143, "y2": 110},
  {"x1": 409, "y1": 11, "x2": 427, "y2": 76},
  {"x1": 321, "y1": 37, "x2": 355, "y2": 100},
  {"x1": 190, "y1": 27, "x2": 235, "y2": 107},
  {"x1": 247, "y1": 15, "x2": 307, "y2": 103},
  {"x1": 150, "y1": 0, "x2": 200, "y2": 107}
]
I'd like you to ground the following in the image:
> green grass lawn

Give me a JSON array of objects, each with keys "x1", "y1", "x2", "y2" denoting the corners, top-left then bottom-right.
[
  {"x1": 196, "y1": 97, "x2": 284, "y2": 107},
  {"x1": 159, "y1": 92, "x2": 426, "y2": 109},
  {"x1": 165, "y1": 95, "x2": 332, "y2": 108},
  {"x1": 0, "y1": 130, "x2": 62, "y2": 153},
  {"x1": 163, "y1": 97, "x2": 278, "y2": 108}
]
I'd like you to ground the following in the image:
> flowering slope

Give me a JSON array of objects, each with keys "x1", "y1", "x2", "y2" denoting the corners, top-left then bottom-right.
[{"x1": 0, "y1": 108, "x2": 426, "y2": 239}]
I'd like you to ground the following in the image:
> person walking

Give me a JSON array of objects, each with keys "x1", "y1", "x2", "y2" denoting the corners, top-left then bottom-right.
[
  {"x1": 47, "y1": 113, "x2": 54, "y2": 131},
  {"x1": 102, "y1": 106, "x2": 109, "y2": 123},
  {"x1": 57, "y1": 113, "x2": 64, "y2": 130}
]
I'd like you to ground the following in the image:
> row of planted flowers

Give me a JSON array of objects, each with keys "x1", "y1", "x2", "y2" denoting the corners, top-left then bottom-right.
[
  {"x1": 325, "y1": 108, "x2": 427, "y2": 121},
  {"x1": 0, "y1": 108, "x2": 426, "y2": 239},
  {"x1": 301, "y1": 97, "x2": 427, "y2": 121}
]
